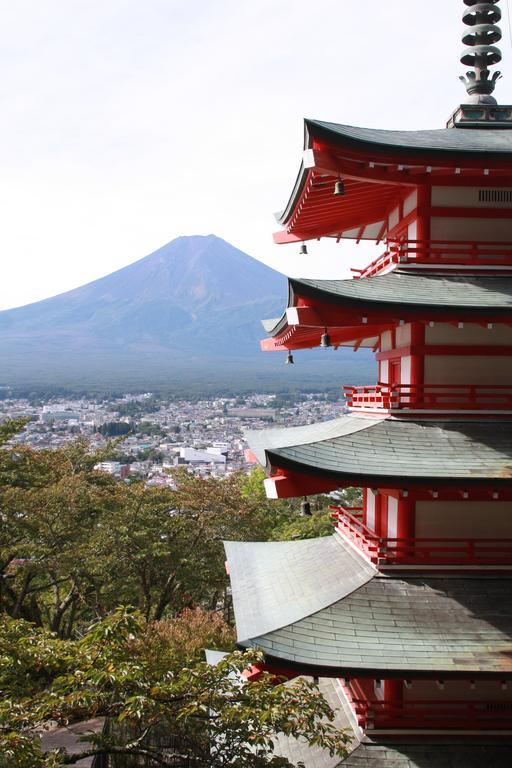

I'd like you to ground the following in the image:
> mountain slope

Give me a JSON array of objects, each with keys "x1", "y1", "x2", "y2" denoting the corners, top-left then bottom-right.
[{"x1": 0, "y1": 235, "x2": 375, "y2": 391}]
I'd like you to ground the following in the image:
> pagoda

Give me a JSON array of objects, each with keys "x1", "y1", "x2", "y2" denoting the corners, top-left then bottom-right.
[{"x1": 225, "y1": 1, "x2": 512, "y2": 764}]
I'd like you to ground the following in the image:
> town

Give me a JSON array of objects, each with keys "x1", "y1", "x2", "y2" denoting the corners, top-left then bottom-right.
[{"x1": 0, "y1": 390, "x2": 343, "y2": 484}]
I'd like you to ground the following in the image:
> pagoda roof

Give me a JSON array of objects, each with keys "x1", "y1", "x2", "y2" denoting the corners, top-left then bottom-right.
[
  {"x1": 305, "y1": 119, "x2": 512, "y2": 162},
  {"x1": 224, "y1": 535, "x2": 375, "y2": 643},
  {"x1": 262, "y1": 273, "x2": 512, "y2": 350},
  {"x1": 341, "y1": 740, "x2": 512, "y2": 767},
  {"x1": 247, "y1": 415, "x2": 512, "y2": 487},
  {"x1": 224, "y1": 536, "x2": 512, "y2": 676},
  {"x1": 291, "y1": 273, "x2": 512, "y2": 314},
  {"x1": 275, "y1": 119, "x2": 512, "y2": 243}
]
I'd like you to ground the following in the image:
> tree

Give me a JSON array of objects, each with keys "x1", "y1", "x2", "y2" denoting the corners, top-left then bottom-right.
[
  {"x1": 0, "y1": 425, "x2": 305, "y2": 635},
  {"x1": 98, "y1": 422, "x2": 133, "y2": 437},
  {"x1": 1, "y1": 608, "x2": 350, "y2": 767},
  {"x1": 0, "y1": 431, "x2": 124, "y2": 635},
  {"x1": 92, "y1": 469, "x2": 283, "y2": 623}
]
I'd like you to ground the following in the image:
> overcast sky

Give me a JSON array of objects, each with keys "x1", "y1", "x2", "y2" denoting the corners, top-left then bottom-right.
[{"x1": 1, "y1": 0, "x2": 512, "y2": 310}]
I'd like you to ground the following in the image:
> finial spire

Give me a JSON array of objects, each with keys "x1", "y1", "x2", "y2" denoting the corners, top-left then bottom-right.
[{"x1": 459, "y1": 0, "x2": 503, "y2": 104}]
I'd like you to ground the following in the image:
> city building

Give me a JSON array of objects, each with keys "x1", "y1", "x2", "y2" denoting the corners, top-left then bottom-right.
[
  {"x1": 225, "y1": 1, "x2": 512, "y2": 763},
  {"x1": 94, "y1": 461, "x2": 129, "y2": 479}
]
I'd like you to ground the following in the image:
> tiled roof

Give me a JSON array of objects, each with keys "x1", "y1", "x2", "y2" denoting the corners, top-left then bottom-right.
[
  {"x1": 224, "y1": 535, "x2": 375, "y2": 642},
  {"x1": 259, "y1": 416, "x2": 512, "y2": 484},
  {"x1": 273, "y1": 678, "x2": 355, "y2": 768},
  {"x1": 245, "y1": 414, "x2": 384, "y2": 466},
  {"x1": 290, "y1": 273, "x2": 512, "y2": 314},
  {"x1": 241, "y1": 575, "x2": 512, "y2": 675},
  {"x1": 306, "y1": 119, "x2": 512, "y2": 156},
  {"x1": 341, "y1": 741, "x2": 512, "y2": 767}
]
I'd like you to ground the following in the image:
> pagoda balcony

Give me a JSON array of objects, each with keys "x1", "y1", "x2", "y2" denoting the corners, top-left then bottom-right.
[
  {"x1": 348, "y1": 696, "x2": 512, "y2": 731},
  {"x1": 355, "y1": 239, "x2": 512, "y2": 279},
  {"x1": 344, "y1": 383, "x2": 512, "y2": 413},
  {"x1": 331, "y1": 506, "x2": 512, "y2": 566}
]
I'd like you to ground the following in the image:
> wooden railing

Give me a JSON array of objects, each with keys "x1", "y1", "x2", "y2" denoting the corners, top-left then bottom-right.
[
  {"x1": 331, "y1": 506, "x2": 512, "y2": 566},
  {"x1": 344, "y1": 383, "x2": 512, "y2": 411},
  {"x1": 350, "y1": 697, "x2": 512, "y2": 730},
  {"x1": 353, "y1": 239, "x2": 512, "y2": 279}
]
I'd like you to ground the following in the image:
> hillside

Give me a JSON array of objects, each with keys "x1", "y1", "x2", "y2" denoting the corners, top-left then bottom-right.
[{"x1": 0, "y1": 235, "x2": 375, "y2": 393}]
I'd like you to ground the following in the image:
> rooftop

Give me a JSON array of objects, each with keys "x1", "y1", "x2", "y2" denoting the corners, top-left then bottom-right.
[
  {"x1": 305, "y1": 119, "x2": 512, "y2": 159},
  {"x1": 225, "y1": 536, "x2": 512, "y2": 677},
  {"x1": 247, "y1": 415, "x2": 512, "y2": 487},
  {"x1": 341, "y1": 740, "x2": 512, "y2": 767}
]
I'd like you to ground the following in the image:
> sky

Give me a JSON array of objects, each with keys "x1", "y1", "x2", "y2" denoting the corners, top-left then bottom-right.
[{"x1": 1, "y1": 0, "x2": 512, "y2": 310}]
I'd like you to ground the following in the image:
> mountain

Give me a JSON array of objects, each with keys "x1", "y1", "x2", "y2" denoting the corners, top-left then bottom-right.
[{"x1": 0, "y1": 235, "x2": 375, "y2": 393}]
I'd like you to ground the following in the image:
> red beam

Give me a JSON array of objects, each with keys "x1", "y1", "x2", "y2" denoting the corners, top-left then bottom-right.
[{"x1": 264, "y1": 471, "x2": 341, "y2": 499}]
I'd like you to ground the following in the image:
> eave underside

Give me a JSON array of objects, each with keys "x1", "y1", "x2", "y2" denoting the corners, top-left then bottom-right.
[{"x1": 275, "y1": 119, "x2": 512, "y2": 243}]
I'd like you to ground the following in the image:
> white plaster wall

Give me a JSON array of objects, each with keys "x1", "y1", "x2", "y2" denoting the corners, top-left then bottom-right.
[
  {"x1": 400, "y1": 356, "x2": 412, "y2": 385},
  {"x1": 430, "y1": 217, "x2": 512, "y2": 242},
  {"x1": 387, "y1": 497, "x2": 398, "y2": 538},
  {"x1": 395, "y1": 324, "x2": 411, "y2": 348},
  {"x1": 379, "y1": 359, "x2": 389, "y2": 383},
  {"x1": 404, "y1": 679, "x2": 512, "y2": 702},
  {"x1": 407, "y1": 219, "x2": 417, "y2": 240},
  {"x1": 388, "y1": 206, "x2": 399, "y2": 231},
  {"x1": 432, "y1": 186, "x2": 512, "y2": 209},
  {"x1": 415, "y1": 501, "x2": 512, "y2": 538},
  {"x1": 403, "y1": 190, "x2": 418, "y2": 217},
  {"x1": 381, "y1": 330, "x2": 393, "y2": 352},
  {"x1": 426, "y1": 323, "x2": 512, "y2": 346},
  {"x1": 424, "y1": 355, "x2": 512, "y2": 384},
  {"x1": 366, "y1": 489, "x2": 377, "y2": 533}
]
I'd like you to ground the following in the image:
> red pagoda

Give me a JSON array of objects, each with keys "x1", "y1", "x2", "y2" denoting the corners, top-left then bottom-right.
[{"x1": 225, "y1": 1, "x2": 512, "y2": 764}]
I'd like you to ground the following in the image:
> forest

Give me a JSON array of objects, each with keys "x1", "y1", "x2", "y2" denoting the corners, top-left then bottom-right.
[{"x1": 0, "y1": 418, "x2": 355, "y2": 767}]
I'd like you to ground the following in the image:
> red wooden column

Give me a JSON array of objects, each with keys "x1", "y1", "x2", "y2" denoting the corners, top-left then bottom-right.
[
  {"x1": 410, "y1": 323, "x2": 425, "y2": 405},
  {"x1": 416, "y1": 183, "x2": 431, "y2": 243},
  {"x1": 397, "y1": 499, "x2": 416, "y2": 560},
  {"x1": 411, "y1": 184, "x2": 429, "y2": 402},
  {"x1": 384, "y1": 679, "x2": 403, "y2": 703}
]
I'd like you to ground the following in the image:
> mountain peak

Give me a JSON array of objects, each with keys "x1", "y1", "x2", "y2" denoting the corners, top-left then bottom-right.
[{"x1": 0, "y1": 235, "x2": 287, "y2": 379}]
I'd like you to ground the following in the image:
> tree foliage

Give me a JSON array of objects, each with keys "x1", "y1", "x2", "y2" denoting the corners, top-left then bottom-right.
[
  {"x1": 1, "y1": 608, "x2": 350, "y2": 767},
  {"x1": 0, "y1": 420, "x2": 352, "y2": 766}
]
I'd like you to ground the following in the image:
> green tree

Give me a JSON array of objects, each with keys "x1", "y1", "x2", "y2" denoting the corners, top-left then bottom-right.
[
  {"x1": 0, "y1": 608, "x2": 350, "y2": 767},
  {"x1": 98, "y1": 422, "x2": 133, "y2": 437},
  {"x1": 92, "y1": 469, "x2": 281, "y2": 623}
]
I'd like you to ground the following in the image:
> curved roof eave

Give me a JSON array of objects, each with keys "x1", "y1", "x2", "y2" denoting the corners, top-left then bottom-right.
[
  {"x1": 240, "y1": 574, "x2": 512, "y2": 676},
  {"x1": 276, "y1": 116, "x2": 512, "y2": 228},
  {"x1": 260, "y1": 417, "x2": 512, "y2": 485},
  {"x1": 224, "y1": 535, "x2": 376, "y2": 643},
  {"x1": 290, "y1": 274, "x2": 512, "y2": 315},
  {"x1": 306, "y1": 118, "x2": 512, "y2": 160},
  {"x1": 275, "y1": 119, "x2": 317, "y2": 226}
]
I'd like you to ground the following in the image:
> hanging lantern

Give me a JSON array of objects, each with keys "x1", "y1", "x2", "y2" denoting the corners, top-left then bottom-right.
[
  {"x1": 334, "y1": 179, "x2": 345, "y2": 196},
  {"x1": 300, "y1": 497, "x2": 311, "y2": 516},
  {"x1": 320, "y1": 329, "x2": 332, "y2": 348},
  {"x1": 285, "y1": 351, "x2": 294, "y2": 365},
  {"x1": 299, "y1": 242, "x2": 308, "y2": 255}
]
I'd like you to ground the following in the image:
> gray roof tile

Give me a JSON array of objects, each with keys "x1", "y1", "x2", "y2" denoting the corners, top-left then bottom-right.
[
  {"x1": 295, "y1": 273, "x2": 512, "y2": 313},
  {"x1": 340, "y1": 741, "x2": 512, "y2": 767},
  {"x1": 241, "y1": 575, "x2": 512, "y2": 675},
  {"x1": 260, "y1": 417, "x2": 512, "y2": 483},
  {"x1": 224, "y1": 535, "x2": 376, "y2": 642},
  {"x1": 307, "y1": 119, "x2": 512, "y2": 156},
  {"x1": 263, "y1": 274, "x2": 512, "y2": 338}
]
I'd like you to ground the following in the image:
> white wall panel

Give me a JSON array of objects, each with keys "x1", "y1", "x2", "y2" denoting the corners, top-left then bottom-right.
[{"x1": 415, "y1": 501, "x2": 512, "y2": 538}]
